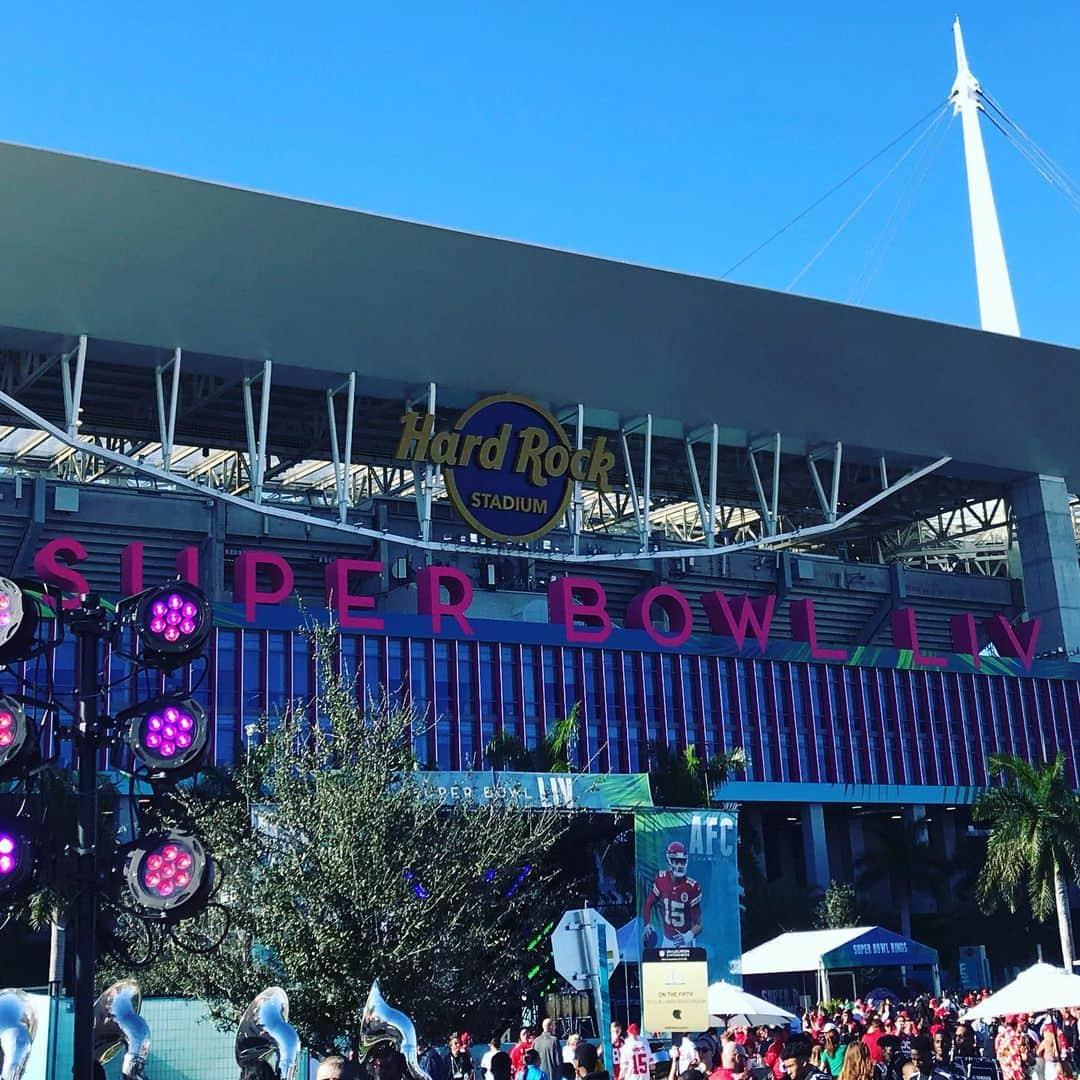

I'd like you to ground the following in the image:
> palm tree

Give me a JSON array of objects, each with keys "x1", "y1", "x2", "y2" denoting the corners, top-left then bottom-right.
[
  {"x1": 648, "y1": 741, "x2": 746, "y2": 807},
  {"x1": 484, "y1": 703, "x2": 581, "y2": 772},
  {"x1": 974, "y1": 752, "x2": 1080, "y2": 969}
]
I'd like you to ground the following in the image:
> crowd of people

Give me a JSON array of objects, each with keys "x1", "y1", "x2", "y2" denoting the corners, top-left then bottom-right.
[{"x1": 313, "y1": 993, "x2": 1080, "y2": 1080}]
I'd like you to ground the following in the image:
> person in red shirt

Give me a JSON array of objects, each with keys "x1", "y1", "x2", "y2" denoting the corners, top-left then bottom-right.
[
  {"x1": 511, "y1": 1030, "x2": 534, "y2": 1078},
  {"x1": 863, "y1": 1019, "x2": 885, "y2": 1064},
  {"x1": 642, "y1": 842, "x2": 704, "y2": 947},
  {"x1": 763, "y1": 1029, "x2": 789, "y2": 1080}
]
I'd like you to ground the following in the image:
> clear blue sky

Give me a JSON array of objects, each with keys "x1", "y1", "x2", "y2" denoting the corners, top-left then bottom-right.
[{"x1": 3, "y1": 2, "x2": 1079, "y2": 345}]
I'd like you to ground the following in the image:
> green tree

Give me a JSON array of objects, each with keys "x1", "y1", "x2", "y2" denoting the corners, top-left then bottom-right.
[
  {"x1": 974, "y1": 752, "x2": 1080, "y2": 969},
  {"x1": 648, "y1": 741, "x2": 746, "y2": 808},
  {"x1": 813, "y1": 880, "x2": 859, "y2": 929},
  {"x1": 110, "y1": 627, "x2": 575, "y2": 1054},
  {"x1": 484, "y1": 704, "x2": 581, "y2": 771}
]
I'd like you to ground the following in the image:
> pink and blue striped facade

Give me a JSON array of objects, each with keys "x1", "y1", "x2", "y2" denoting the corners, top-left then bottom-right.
[{"x1": 17, "y1": 607, "x2": 1077, "y2": 801}]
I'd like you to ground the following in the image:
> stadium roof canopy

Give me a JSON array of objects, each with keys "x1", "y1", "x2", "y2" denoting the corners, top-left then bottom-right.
[{"x1": 0, "y1": 140, "x2": 1076, "y2": 486}]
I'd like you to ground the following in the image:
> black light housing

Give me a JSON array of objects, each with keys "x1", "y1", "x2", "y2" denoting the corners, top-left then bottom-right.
[
  {"x1": 0, "y1": 576, "x2": 40, "y2": 665},
  {"x1": 128, "y1": 582, "x2": 212, "y2": 669},
  {"x1": 123, "y1": 830, "x2": 213, "y2": 921},
  {"x1": 0, "y1": 817, "x2": 35, "y2": 902},
  {"x1": 0, "y1": 696, "x2": 35, "y2": 781},
  {"x1": 124, "y1": 695, "x2": 209, "y2": 778}
]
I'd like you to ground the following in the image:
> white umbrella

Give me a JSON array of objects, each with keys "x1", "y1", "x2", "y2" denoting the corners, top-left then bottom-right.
[
  {"x1": 962, "y1": 963, "x2": 1080, "y2": 1020},
  {"x1": 708, "y1": 981, "x2": 797, "y2": 1027}
]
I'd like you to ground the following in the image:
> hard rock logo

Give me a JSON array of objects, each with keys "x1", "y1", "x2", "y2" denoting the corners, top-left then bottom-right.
[{"x1": 394, "y1": 393, "x2": 615, "y2": 542}]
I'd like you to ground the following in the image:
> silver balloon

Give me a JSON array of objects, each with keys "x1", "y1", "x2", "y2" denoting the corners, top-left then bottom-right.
[
  {"x1": 235, "y1": 987, "x2": 300, "y2": 1080},
  {"x1": 360, "y1": 980, "x2": 432, "y2": 1080},
  {"x1": 93, "y1": 980, "x2": 151, "y2": 1079},
  {"x1": 0, "y1": 989, "x2": 37, "y2": 1080}
]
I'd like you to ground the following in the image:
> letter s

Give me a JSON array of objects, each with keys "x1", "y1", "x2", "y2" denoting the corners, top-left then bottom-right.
[{"x1": 33, "y1": 537, "x2": 91, "y2": 610}]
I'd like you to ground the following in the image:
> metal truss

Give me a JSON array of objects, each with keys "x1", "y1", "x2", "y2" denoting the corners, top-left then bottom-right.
[
  {"x1": 0, "y1": 346, "x2": 960, "y2": 564},
  {"x1": 879, "y1": 497, "x2": 1012, "y2": 575}
]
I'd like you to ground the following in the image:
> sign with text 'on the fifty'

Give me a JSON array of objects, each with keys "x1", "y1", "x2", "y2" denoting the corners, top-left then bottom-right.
[
  {"x1": 393, "y1": 393, "x2": 615, "y2": 542},
  {"x1": 642, "y1": 947, "x2": 710, "y2": 1033}
]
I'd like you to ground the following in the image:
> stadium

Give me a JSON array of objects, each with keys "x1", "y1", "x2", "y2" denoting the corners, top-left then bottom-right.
[{"x1": 0, "y1": 129, "x2": 1078, "y2": 967}]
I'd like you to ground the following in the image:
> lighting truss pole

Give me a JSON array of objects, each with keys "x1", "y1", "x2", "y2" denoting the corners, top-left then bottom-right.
[{"x1": 70, "y1": 595, "x2": 107, "y2": 1080}]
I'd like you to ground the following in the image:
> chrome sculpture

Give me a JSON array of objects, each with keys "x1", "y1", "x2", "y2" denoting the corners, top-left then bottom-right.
[
  {"x1": 235, "y1": 987, "x2": 300, "y2": 1080},
  {"x1": 360, "y1": 980, "x2": 432, "y2": 1080},
  {"x1": 0, "y1": 989, "x2": 37, "y2": 1080},
  {"x1": 92, "y1": 979, "x2": 151, "y2": 1079}
]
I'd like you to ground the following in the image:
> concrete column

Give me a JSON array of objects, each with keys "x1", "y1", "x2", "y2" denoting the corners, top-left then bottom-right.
[
  {"x1": 848, "y1": 816, "x2": 866, "y2": 880},
  {"x1": 1011, "y1": 475, "x2": 1080, "y2": 657},
  {"x1": 904, "y1": 803, "x2": 929, "y2": 844},
  {"x1": 801, "y1": 802, "x2": 831, "y2": 892},
  {"x1": 941, "y1": 811, "x2": 958, "y2": 862},
  {"x1": 741, "y1": 808, "x2": 768, "y2": 878}
]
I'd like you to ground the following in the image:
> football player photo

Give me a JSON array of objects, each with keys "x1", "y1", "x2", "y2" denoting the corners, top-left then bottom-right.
[{"x1": 641, "y1": 840, "x2": 703, "y2": 948}]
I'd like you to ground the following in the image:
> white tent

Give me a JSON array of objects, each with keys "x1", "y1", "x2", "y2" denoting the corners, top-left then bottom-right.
[
  {"x1": 962, "y1": 963, "x2": 1080, "y2": 1020},
  {"x1": 708, "y1": 981, "x2": 797, "y2": 1027},
  {"x1": 741, "y1": 927, "x2": 940, "y2": 1002}
]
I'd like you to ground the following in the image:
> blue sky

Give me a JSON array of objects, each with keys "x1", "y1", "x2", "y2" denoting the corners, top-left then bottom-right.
[{"x1": 3, "y1": 2, "x2": 1079, "y2": 345}]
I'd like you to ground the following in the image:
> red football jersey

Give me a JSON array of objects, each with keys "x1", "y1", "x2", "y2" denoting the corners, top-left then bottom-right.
[{"x1": 650, "y1": 871, "x2": 702, "y2": 937}]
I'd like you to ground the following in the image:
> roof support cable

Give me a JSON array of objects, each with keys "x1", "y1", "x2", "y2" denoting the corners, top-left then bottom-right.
[
  {"x1": 848, "y1": 109, "x2": 955, "y2": 304},
  {"x1": 978, "y1": 89, "x2": 1080, "y2": 215},
  {"x1": 786, "y1": 104, "x2": 952, "y2": 293},
  {"x1": 719, "y1": 98, "x2": 950, "y2": 281}
]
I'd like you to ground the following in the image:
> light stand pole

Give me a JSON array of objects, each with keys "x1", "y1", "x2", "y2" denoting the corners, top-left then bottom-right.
[{"x1": 71, "y1": 595, "x2": 107, "y2": 1080}]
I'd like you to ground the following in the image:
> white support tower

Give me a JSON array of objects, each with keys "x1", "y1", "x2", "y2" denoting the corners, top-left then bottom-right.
[{"x1": 950, "y1": 17, "x2": 1020, "y2": 337}]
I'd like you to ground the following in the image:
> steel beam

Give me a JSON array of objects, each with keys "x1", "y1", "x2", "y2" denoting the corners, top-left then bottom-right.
[
  {"x1": 154, "y1": 347, "x2": 182, "y2": 471},
  {"x1": 0, "y1": 385, "x2": 952, "y2": 566}
]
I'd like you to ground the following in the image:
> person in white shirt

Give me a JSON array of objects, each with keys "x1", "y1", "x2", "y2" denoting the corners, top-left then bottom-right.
[
  {"x1": 618, "y1": 1025, "x2": 653, "y2": 1080},
  {"x1": 564, "y1": 1036, "x2": 581, "y2": 1066},
  {"x1": 482, "y1": 1039, "x2": 501, "y2": 1080}
]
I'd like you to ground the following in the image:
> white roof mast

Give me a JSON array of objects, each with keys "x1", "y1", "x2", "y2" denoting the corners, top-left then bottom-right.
[{"x1": 950, "y1": 16, "x2": 1020, "y2": 336}]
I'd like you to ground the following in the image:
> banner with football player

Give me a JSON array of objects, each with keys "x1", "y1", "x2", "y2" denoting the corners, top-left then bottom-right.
[{"x1": 634, "y1": 808, "x2": 742, "y2": 986}]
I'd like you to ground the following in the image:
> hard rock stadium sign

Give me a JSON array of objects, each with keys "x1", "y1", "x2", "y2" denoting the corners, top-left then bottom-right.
[{"x1": 394, "y1": 393, "x2": 616, "y2": 542}]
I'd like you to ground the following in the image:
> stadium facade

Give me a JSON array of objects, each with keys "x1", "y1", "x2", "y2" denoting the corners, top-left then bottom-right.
[{"x1": 0, "y1": 141, "x2": 1079, "y2": 907}]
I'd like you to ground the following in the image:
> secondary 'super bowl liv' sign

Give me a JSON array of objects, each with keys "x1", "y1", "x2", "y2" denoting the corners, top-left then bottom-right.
[{"x1": 394, "y1": 394, "x2": 616, "y2": 542}]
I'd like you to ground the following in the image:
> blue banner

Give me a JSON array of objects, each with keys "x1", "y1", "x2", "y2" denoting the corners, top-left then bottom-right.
[
  {"x1": 635, "y1": 809, "x2": 742, "y2": 986},
  {"x1": 822, "y1": 926, "x2": 938, "y2": 970}
]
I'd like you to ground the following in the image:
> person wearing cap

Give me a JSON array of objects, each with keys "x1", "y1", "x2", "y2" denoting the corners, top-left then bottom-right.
[
  {"x1": 618, "y1": 1025, "x2": 653, "y2": 1080},
  {"x1": 689, "y1": 1035, "x2": 719, "y2": 1080},
  {"x1": 1035, "y1": 1021, "x2": 1067, "y2": 1080},
  {"x1": 821, "y1": 1026, "x2": 846, "y2": 1077}
]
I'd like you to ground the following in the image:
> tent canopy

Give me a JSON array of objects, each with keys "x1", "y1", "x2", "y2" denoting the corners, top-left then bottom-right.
[
  {"x1": 741, "y1": 927, "x2": 939, "y2": 975},
  {"x1": 962, "y1": 963, "x2": 1080, "y2": 1020}
]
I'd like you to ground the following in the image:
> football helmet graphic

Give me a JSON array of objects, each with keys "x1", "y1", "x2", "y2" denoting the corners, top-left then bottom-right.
[{"x1": 666, "y1": 840, "x2": 688, "y2": 878}]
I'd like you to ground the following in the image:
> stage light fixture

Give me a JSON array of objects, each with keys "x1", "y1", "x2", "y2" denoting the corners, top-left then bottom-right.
[
  {"x1": 0, "y1": 820, "x2": 35, "y2": 899},
  {"x1": 132, "y1": 583, "x2": 211, "y2": 667},
  {"x1": 123, "y1": 831, "x2": 212, "y2": 920},
  {"x1": 0, "y1": 696, "x2": 35, "y2": 780},
  {"x1": 0, "y1": 576, "x2": 39, "y2": 665},
  {"x1": 125, "y1": 696, "x2": 208, "y2": 776}
]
